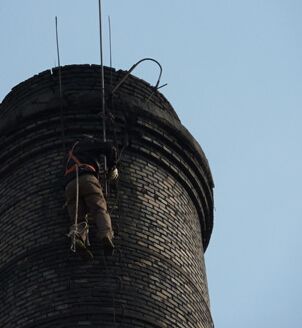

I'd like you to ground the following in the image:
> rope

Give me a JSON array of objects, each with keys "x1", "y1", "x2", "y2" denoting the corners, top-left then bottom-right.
[
  {"x1": 66, "y1": 164, "x2": 89, "y2": 252},
  {"x1": 67, "y1": 222, "x2": 90, "y2": 252},
  {"x1": 73, "y1": 164, "x2": 79, "y2": 251}
]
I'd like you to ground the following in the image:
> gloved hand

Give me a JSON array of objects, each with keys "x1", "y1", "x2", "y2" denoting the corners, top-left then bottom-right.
[{"x1": 108, "y1": 166, "x2": 119, "y2": 181}]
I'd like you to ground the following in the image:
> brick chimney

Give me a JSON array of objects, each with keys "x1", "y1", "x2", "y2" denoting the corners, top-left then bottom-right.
[{"x1": 0, "y1": 64, "x2": 214, "y2": 328}]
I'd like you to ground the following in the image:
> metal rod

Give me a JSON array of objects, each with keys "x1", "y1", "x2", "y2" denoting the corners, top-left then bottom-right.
[
  {"x1": 55, "y1": 16, "x2": 66, "y2": 153},
  {"x1": 108, "y1": 16, "x2": 112, "y2": 69},
  {"x1": 108, "y1": 15, "x2": 114, "y2": 96},
  {"x1": 55, "y1": 16, "x2": 63, "y2": 99},
  {"x1": 55, "y1": 16, "x2": 61, "y2": 67},
  {"x1": 98, "y1": 0, "x2": 106, "y2": 143},
  {"x1": 98, "y1": 0, "x2": 108, "y2": 196}
]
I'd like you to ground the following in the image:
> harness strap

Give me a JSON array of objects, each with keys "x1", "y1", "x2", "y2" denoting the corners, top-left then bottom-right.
[
  {"x1": 65, "y1": 163, "x2": 96, "y2": 176},
  {"x1": 65, "y1": 141, "x2": 96, "y2": 176}
]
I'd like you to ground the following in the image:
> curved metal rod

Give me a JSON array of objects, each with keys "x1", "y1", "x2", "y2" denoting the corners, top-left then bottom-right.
[{"x1": 111, "y1": 57, "x2": 163, "y2": 95}]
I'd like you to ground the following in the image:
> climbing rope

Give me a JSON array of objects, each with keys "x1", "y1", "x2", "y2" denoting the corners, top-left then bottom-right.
[
  {"x1": 68, "y1": 164, "x2": 79, "y2": 252},
  {"x1": 66, "y1": 164, "x2": 90, "y2": 252},
  {"x1": 67, "y1": 221, "x2": 90, "y2": 252}
]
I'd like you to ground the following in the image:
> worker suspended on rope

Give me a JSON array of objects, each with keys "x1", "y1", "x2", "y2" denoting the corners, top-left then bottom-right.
[{"x1": 64, "y1": 134, "x2": 118, "y2": 259}]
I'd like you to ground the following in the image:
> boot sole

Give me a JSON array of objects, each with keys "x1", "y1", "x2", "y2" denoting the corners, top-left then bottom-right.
[
  {"x1": 75, "y1": 239, "x2": 94, "y2": 261},
  {"x1": 102, "y1": 237, "x2": 115, "y2": 256}
]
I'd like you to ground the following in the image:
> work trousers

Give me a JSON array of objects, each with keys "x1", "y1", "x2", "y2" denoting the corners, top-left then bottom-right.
[{"x1": 65, "y1": 174, "x2": 113, "y2": 242}]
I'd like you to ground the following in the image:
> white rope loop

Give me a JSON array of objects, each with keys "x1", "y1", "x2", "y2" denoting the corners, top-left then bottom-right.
[
  {"x1": 67, "y1": 164, "x2": 91, "y2": 253},
  {"x1": 68, "y1": 222, "x2": 90, "y2": 252},
  {"x1": 66, "y1": 161, "x2": 92, "y2": 253}
]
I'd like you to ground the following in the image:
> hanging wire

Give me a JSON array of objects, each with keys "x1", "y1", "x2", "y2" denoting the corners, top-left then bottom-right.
[
  {"x1": 98, "y1": 0, "x2": 106, "y2": 143},
  {"x1": 98, "y1": 4, "x2": 119, "y2": 324},
  {"x1": 55, "y1": 16, "x2": 66, "y2": 154},
  {"x1": 55, "y1": 17, "x2": 61, "y2": 68},
  {"x1": 108, "y1": 16, "x2": 113, "y2": 71},
  {"x1": 98, "y1": 0, "x2": 108, "y2": 197}
]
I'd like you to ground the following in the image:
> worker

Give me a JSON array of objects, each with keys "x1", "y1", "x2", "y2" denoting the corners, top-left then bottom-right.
[{"x1": 64, "y1": 135, "x2": 118, "y2": 259}]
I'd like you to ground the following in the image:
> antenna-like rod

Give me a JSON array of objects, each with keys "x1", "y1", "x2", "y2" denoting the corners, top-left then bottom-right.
[
  {"x1": 108, "y1": 16, "x2": 112, "y2": 69},
  {"x1": 55, "y1": 16, "x2": 63, "y2": 98},
  {"x1": 98, "y1": 0, "x2": 108, "y2": 196},
  {"x1": 55, "y1": 16, "x2": 66, "y2": 153},
  {"x1": 108, "y1": 16, "x2": 114, "y2": 94},
  {"x1": 55, "y1": 16, "x2": 61, "y2": 67},
  {"x1": 98, "y1": 0, "x2": 106, "y2": 143}
]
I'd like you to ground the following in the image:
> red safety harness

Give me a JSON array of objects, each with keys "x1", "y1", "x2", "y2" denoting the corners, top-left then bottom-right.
[{"x1": 64, "y1": 141, "x2": 96, "y2": 176}]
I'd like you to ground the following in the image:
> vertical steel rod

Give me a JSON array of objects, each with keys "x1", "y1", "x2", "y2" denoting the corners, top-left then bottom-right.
[
  {"x1": 55, "y1": 16, "x2": 63, "y2": 101},
  {"x1": 98, "y1": 0, "x2": 108, "y2": 196},
  {"x1": 98, "y1": 0, "x2": 106, "y2": 143},
  {"x1": 55, "y1": 16, "x2": 66, "y2": 153},
  {"x1": 55, "y1": 16, "x2": 61, "y2": 67},
  {"x1": 108, "y1": 16, "x2": 112, "y2": 69},
  {"x1": 108, "y1": 16, "x2": 114, "y2": 92}
]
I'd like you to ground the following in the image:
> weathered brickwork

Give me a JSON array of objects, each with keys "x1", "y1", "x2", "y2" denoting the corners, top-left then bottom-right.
[{"x1": 0, "y1": 65, "x2": 214, "y2": 327}]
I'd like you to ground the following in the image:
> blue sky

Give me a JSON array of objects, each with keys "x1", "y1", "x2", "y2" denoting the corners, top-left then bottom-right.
[{"x1": 1, "y1": 1, "x2": 302, "y2": 327}]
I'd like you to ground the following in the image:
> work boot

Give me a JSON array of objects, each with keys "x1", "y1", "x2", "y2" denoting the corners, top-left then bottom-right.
[
  {"x1": 95, "y1": 213, "x2": 114, "y2": 255},
  {"x1": 102, "y1": 235, "x2": 115, "y2": 249},
  {"x1": 97, "y1": 232, "x2": 115, "y2": 256},
  {"x1": 74, "y1": 238, "x2": 94, "y2": 261}
]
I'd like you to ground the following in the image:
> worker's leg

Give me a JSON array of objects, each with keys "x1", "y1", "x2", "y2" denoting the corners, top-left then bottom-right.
[{"x1": 79, "y1": 174, "x2": 114, "y2": 247}]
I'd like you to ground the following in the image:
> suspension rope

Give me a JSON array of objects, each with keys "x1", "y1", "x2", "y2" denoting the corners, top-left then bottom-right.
[
  {"x1": 67, "y1": 164, "x2": 79, "y2": 252},
  {"x1": 74, "y1": 164, "x2": 79, "y2": 247},
  {"x1": 66, "y1": 164, "x2": 90, "y2": 252},
  {"x1": 98, "y1": 0, "x2": 108, "y2": 199}
]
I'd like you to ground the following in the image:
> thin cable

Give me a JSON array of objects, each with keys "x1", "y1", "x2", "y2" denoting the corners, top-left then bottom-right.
[
  {"x1": 107, "y1": 15, "x2": 120, "y2": 174},
  {"x1": 98, "y1": 0, "x2": 106, "y2": 143},
  {"x1": 55, "y1": 16, "x2": 61, "y2": 68},
  {"x1": 75, "y1": 165, "x2": 79, "y2": 228},
  {"x1": 70, "y1": 164, "x2": 79, "y2": 252},
  {"x1": 108, "y1": 15, "x2": 114, "y2": 98},
  {"x1": 55, "y1": 16, "x2": 66, "y2": 153},
  {"x1": 108, "y1": 16, "x2": 112, "y2": 70},
  {"x1": 98, "y1": 0, "x2": 108, "y2": 197}
]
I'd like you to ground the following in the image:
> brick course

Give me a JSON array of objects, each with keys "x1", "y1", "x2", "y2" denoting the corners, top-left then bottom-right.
[{"x1": 0, "y1": 65, "x2": 214, "y2": 327}]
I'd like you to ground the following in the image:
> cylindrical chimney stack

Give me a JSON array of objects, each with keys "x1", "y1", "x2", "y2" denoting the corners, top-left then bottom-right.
[{"x1": 0, "y1": 65, "x2": 214, "y2": 328}]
